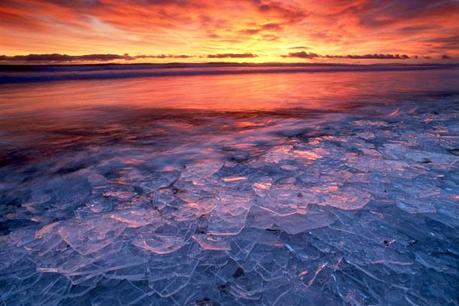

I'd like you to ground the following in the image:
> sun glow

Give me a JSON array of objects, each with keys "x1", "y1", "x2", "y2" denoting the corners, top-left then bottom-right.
[{"x1": 1, "y1": 1, "x2": 458, "y2": 64}]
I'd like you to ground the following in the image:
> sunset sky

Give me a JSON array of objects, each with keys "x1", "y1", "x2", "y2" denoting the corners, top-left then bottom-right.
[{"x1": 1, "y1": 0, "x2": 458, "y2": 63}]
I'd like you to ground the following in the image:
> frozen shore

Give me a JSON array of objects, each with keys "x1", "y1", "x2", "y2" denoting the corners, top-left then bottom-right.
[
  {"x1": 1, "y1": 66, "x2": 459, "y2": 305},
  {"x1": 1, "y1": 95, "x2": 458, "y2": 305}
]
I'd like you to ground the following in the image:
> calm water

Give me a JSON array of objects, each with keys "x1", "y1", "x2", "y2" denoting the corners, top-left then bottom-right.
[{"x1": 0, "y1": 66, "x2": 458, "y2": 305}]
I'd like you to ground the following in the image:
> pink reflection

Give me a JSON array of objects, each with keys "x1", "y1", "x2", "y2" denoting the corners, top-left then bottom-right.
[{"x1": 1, "y1": 69, "x2": 456, "y2": 117}]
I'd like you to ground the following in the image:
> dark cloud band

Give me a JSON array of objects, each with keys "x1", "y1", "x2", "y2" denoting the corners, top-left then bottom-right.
[
  {"x1": 282, "y1": 52, "x2": 413, "y2": 60},
  {"x1": 206, "y1": 53, "x2": 258, "y2": 58},
  {"x1": 0, "y1": 53, "x2": 194, "y2": 63}
]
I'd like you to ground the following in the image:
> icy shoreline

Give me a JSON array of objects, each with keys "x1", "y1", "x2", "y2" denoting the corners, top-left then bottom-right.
[{"x1": 1, "y1": 96, "x2": 458, "y2": 305}]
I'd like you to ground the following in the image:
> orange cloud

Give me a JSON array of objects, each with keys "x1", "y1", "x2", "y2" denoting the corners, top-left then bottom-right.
[{"x1": 0, "y1": 0, "x2": 458, "y2": 63}]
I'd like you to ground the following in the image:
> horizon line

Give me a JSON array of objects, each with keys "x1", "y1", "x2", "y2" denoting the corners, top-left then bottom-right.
[
  {"x1": 0, "y1": 52, "x2": 455, "y2": 66},
  {"x1": 1, "y1": 61, "x2": 459, "y2": 67}
]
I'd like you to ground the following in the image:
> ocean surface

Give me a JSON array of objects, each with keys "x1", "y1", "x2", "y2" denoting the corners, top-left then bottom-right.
[{"x1": 0, "y1": 64, "x2": 458, "y2": 305}]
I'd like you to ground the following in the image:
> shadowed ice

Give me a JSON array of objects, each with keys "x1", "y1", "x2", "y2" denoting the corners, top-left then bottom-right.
[{"x1": 0, "y1": 66, "x2": 458, "y2": 305}]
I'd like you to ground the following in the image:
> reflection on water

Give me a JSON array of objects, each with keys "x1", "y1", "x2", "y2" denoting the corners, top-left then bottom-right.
[
  {"x1": 0, "y1": 67, "x2": 458, "y2": 305},
  {"x1": 1, "y1": 67, "x2": 458, "y2": 114}
]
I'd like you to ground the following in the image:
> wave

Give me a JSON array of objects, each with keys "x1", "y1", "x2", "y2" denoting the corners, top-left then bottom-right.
[{"x1": 1, "y1": 63, "x2": 458, "y2": 84}]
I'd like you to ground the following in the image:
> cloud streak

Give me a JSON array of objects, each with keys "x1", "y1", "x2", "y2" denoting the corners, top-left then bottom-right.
[
  {"x1": 323, "y1": 54, "x2": 410, "y2": 60},
  {"x1": 1, "y1": 52, "x2": 434, "y2": 64},
  {"x1": 207, "y1": 53, "x2": 258, "y2": 59},
  {"x1": 0, "y1": 53, "x2": 260, "y2": 63},
  {"x1": 0, "y1": 53, "x2": 195, "y2": 63},
  {"x1": 282, "y1": 52, "x2": 412, "y2": 60},
  {"x1": 282, "y1": 51, "x2": 319, "y2": 59}
]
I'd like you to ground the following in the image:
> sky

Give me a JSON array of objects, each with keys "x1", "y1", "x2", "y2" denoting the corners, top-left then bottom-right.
[{"x1": 0, "y1": 0, "x2": 458, "y2": 64}]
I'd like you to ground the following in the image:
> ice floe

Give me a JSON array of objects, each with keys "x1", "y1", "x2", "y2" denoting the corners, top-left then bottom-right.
[{"x1": 0, "y1": 96, "x2": 458, "y2": 305}]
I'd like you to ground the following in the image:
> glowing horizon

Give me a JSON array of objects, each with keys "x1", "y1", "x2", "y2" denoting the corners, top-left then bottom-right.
[{"x1": 1, "y1": 0, "x2": 458, "y2": 64}]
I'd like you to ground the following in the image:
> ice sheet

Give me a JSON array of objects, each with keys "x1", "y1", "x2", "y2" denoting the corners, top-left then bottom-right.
[{"x1": 1, "y1": 89, "x2": 458, "y2": 305}]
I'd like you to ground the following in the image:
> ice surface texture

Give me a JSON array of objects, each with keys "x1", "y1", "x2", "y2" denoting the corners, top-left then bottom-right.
[{"x1": 1, "y1": 97, "x2": 459, "y2": 305}]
